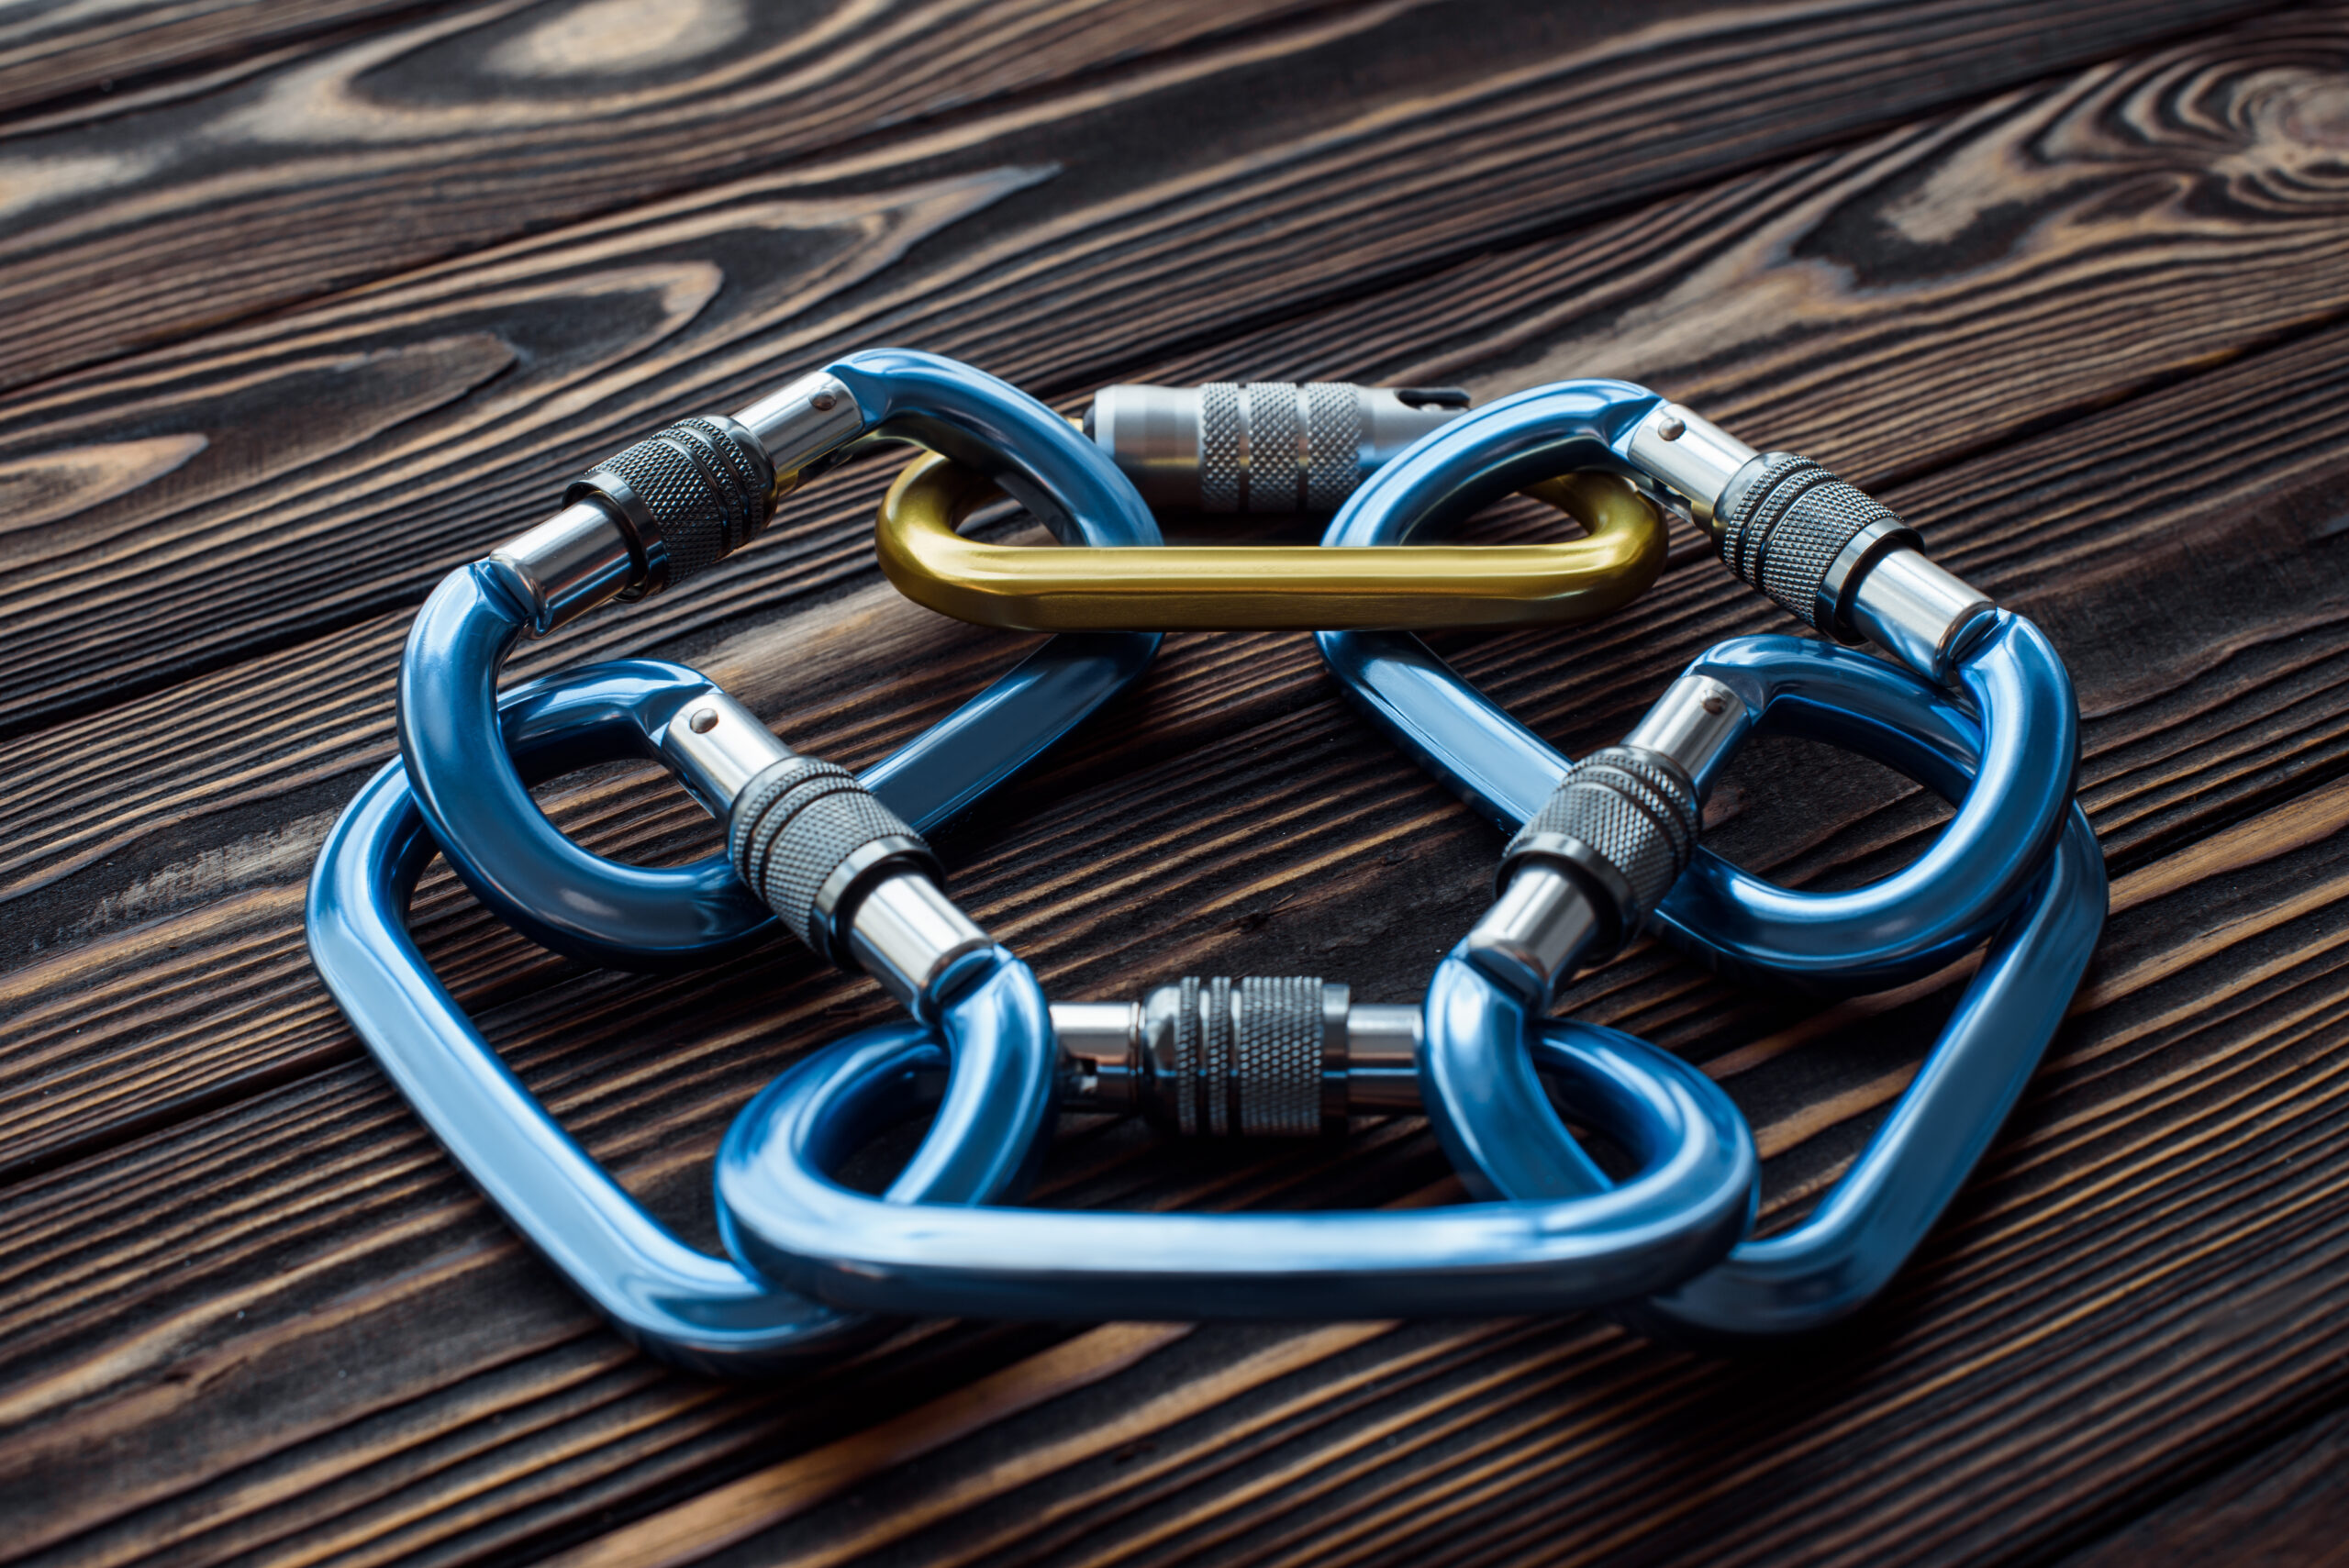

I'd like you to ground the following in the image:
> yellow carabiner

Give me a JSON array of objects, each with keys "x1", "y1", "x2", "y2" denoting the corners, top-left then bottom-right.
[{"x1": 874, "y1": 451, "x2": 1667, "y2": 632}]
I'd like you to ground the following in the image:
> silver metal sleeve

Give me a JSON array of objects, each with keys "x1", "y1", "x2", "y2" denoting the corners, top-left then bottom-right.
[
  {"x1": 844, "y1": 873, "x2": 993, "y2": 1014},
  {"x1": 1849, "y1": 547, "x2": 1998, "y2": 684},
  {"x1": 1710, "y1": 451, "x2": 1922, "y2": 638},
  {"x1": 1626, "y1": 401, "x2": 1757, "y2": 526},
  {"x1": 1055, "y1": 981, "x2": 1430, "y2": 1131},
  {"x1": 732, "y1": 371, "x2": 866, "y2": 494},
  {"x1": 1461, "y1": 864, "x2": 1603, "y2": 1007},
  {"x1": 727, "y1": 757, "x2": 952, "y2": 977},
  {"x1": 660, "y1": 691, "x2": 796, "y2": 818},
  {"x1": 1480, "y1": 745, "x2": 1704, "y2": 999},
  {"x1": 485, "y1": 497, "x2": 640, "y2": 634},
  {"x1": 1089, "y1": 382, "x2": 1468, "y2": 511},
  {"x1": 1620, "y1": 674, "x2": 1753, "y2": 797}
]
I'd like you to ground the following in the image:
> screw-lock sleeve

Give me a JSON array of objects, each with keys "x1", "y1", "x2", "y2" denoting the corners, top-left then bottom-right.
[
  {"x1": 728, "y1": 759, "x2": 939, "y2": 963},
  {"x1": 1713, "y1": 452, "x2": 1920, "y2": 635},
  {"x1": 567, "y1": 416, "x2": 777, "y2": 595},
  {"x1": 1155, "y1": 975, "x2": 1329, "y2": 1138},
  {"x1": 1500, "y1": 746, "x2": 1702, "y2": 953}
]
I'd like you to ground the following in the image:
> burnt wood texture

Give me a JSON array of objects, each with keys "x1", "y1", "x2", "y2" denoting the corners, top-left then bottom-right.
[{"x1": 1, "y1": 0, "x2": 2346, "y2": 1563}]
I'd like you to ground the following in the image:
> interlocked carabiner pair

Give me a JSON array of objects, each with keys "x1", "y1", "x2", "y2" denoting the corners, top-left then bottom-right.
[
  {"x1": 1317, "y1": 379, "x2": 2108, "y2": 1336},
  {"x1": 397, "y1": 350, "x2": 1164, "y2": 971},
  {"x1": 310, "y1": 662, "x2": 1060, "y2": 1373},
  {"x1": 321, "y1": 350, "x2": 1174, "y2": 1371}
]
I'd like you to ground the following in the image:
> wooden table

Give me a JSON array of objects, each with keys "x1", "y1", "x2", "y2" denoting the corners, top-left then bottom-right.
[{"x1": 4, "y1": 1, "x2": 2347, "y2": 1562}]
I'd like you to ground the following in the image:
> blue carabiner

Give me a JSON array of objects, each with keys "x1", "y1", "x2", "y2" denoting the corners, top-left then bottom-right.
[
  {"x1": 1317, "y1": 378, "x2": 2076, "y2": 992},
  {"x1": 1316, "y1": 378, "x2": 2107, "y2": 1336},
  {"x1": 1408, "y1": 639, "x2": 2105, "y2": 1339},
  {"x1": 713, "y1": 995, "x2": 1756, "y2": 1321},
  {"x1": 398, "y1": 350, "x2": 1163, "y2": 971},
  {"x1": 307, "y1": 659, "x2": 1066, "y2": 1373}
]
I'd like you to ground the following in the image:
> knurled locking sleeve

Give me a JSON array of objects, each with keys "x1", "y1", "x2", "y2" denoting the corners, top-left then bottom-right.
[
  {"x1": 1198, "y1": 383, "x2": 1366, "y2": 513},
  {"x1": 1500, "y1": 747, "x2": 1702, "y2": 951},
  {"x1": 567, "y1": 416, "x2": 776, "y2": 595},
  {"x1": 1161, "y1": 974, "x2": 1328, "y2": 1137},
  {"x1": 1713, "y1": 452, "x2": 1920, "y2": 635},
  {"x1": 727, "y1": 759, "x2": 940, "y2": 963}
]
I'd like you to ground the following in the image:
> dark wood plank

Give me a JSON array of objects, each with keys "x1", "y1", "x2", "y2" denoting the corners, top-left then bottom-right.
[
  {"x1": 1, "y1": 4, "x2": 2344, "y2": 1564},
  {"x1": 5, "y1": 3, "x2": 2344, "y2": 737},
  {"x1": 2059, "y1": 1407, "x2": 2349, "y2": 1568},
  {"x1": 0, "y1": 0, "x2": 2268, "y2": 397},
  {"x1": 0, "y1": 1, "x2": 445, "y2": 122}
]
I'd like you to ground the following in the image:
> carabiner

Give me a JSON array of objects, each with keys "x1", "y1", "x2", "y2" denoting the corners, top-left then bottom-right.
[
  {"x1": 397, "y1": 350, "x2": 1162, "y2": 971},
  {"x1": 1319, "y1": 380, "x2": 2081, "y2": 991},
  {"x1": 714, "y1": 995, "x2": 1755, "y2": 1320},
  {"x1": 307, "y1": 660, "x2": 1062, "y2": 1373},
  {"x1": 873, "y1": 382, "x2": 1669, "y2": 632},
  {"x1": 1316, "y1": 380, "x2": 2107, "y2": 1335}
]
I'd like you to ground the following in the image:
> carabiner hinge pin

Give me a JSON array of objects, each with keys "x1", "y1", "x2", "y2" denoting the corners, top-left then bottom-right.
[{"x1": 1625, "y1": 401, "x2": 1753, "y2": 528}]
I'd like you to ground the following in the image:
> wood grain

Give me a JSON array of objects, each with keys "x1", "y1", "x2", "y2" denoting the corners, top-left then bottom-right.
[
  {"x1": 0, "y1": 0, "x2": 444, "y2": 121},
  {"x1": 5, "y1": 6, "x2": 2346, "y2": 732},
  {"x1": 3, "y1": 0, "x2": 2347, "y2": 1563},
  {"x1": 0, "y1": 0, "x2": 2272, "y2": 396},
  {"x1": 2059, "y1": 1407, "x2": 2349, "y2": 1568}
]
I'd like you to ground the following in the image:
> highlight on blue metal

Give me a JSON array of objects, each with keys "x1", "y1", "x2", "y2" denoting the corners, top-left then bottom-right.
[
  {"x1": 1311, "y1": 379, "x2": 2105, "y2": 1333},
  {"x1": 306, "y1": 661, "x2": 1063, "y2": 1373},
  {"x1": 714, "y1": 997, "x2": 1756, "y2": 1321},
  {"x1": 396, "y1": 350, "x2": 1163, "y2": 973}
]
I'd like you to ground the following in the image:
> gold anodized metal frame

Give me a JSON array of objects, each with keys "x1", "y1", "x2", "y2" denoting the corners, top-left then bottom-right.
[{"x1": 874, "y1": 451, "x2": 1669, "y2": 631}]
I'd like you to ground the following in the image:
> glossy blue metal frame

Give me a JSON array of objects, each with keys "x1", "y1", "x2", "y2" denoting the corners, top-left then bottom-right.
[
  {"x1": 306, "y1": 661, "x2": 1066, "y2": 1373},
  {"x1": 397, "y1": 350, "x2": 1163, "y2": 972},
  {"x1": 1399, "y1": 637, "x2": 2106, "y2": 1339}
]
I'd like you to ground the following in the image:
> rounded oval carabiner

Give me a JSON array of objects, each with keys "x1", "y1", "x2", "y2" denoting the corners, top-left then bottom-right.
[
  {"x1": 714, "y1": 995, "x2": 1755, "y2": 1321},
  {"x1": 397, "y1": 350, "x2": 1163, "y2": 972},
  {"x1": 874, "y1": 449, "x2": 1667, "y2": 631},
  {"x1": 306, "y1": 660, "x2": 1060, "y2": 1373}
]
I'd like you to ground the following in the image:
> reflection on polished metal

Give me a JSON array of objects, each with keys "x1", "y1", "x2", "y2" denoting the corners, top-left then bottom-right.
[
  {"x1": 1850, "y1": 547, "x2": 1998, "y2": 683},
  {"x1": 844, "y1": 874, "x2": 993, "y2": 1014},
  {"x1": 399, "y1": 349, "x2": 1166, "y2": 970},
  {"x1": 1623, "y1": 400, "x2": 1753, "y2": 525},
  {"x1": 659, "y1": 688, "x2": 793, "y2": 816},
  {"x1": 1052, "y1": 979, "x2": 1426, "y2": 1133},
  {"x1": 1089, "y1": 382, "x2": 1470, "y2": 511},
  {"x1": 875, "y1": 453, "x2": 1668, "y2": 631}
]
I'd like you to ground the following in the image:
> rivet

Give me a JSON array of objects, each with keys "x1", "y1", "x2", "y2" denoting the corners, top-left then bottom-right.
[
  {"x1": 1656, "y1": 414, "x2": 1687, "y2": 442},
  {"x1": 1700, "y1": 692, "x2": 1727, "y2": 716},
  {"x1": 688, "y1": 707, "x2": 719, "y2": 734},
  {"x1": 810, "y1": 392, "x2": 838, "y2": 412}
]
